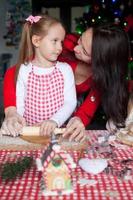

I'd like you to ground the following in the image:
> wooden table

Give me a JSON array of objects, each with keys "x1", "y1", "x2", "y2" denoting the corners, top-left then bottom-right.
[{"x1": 0, "y1": 130, "x2": 133, "y2": 200}]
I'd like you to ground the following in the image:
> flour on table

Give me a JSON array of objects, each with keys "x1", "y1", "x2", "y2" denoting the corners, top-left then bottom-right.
[{"x1": 0, "y1": 135, "x2": 31, "y2": 145}]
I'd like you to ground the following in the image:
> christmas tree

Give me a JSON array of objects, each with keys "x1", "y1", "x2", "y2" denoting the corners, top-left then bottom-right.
[{"x1": 75, "y1": 0, "x2": 133, "y2": 60}]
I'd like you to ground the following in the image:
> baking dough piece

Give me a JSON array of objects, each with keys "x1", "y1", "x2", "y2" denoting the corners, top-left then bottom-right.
[
  {"x1": 128, "y1": 131, "x2": 133, "y2": 136},
  {"x1": 20, "y1": 135, "x2": 88, "y2": 151},
  {"x1": 0, "y1": 135, "x2": 44, "y2": 150},
  {"x1": 116, "y1": 132, "x2": 133, "y2": 146},
  {"x1": 126, "y1": 123, "x2": 133, "y2": 136},
  {"x1": 58, "y1": 137, "x2": 88, "y2": 151},
  {"x1": 21, "y1": 126, "x2": 66, "y2": 136},
  {"x1": 21, "y1": 126, "x2": 88, "y2": 151},
  {"x1": 20, "y1": 135, "x2": 50, "y2": 145}
]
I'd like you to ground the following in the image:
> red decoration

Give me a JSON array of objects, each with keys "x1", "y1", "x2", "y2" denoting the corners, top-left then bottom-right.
[{"x1": 124, "y1": 14, "x2": 133, "y2": 32}]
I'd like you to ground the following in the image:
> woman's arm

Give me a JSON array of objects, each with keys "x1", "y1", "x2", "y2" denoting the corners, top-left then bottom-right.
[
  {"x1": 74, "y1": 88, "x2": 101, "y2": 126},
  {"x1": 63, "y1": 88, "x2": 101, "y2": 142},
  {"x1": 1, "y1": 66, "x2": 26, "y2": 136},
  {"x1": 3, "y1": 66, "x2": 16, "y2": 108}
]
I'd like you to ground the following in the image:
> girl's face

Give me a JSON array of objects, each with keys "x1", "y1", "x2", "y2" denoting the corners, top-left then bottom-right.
[
  {"x1": 74, "y1": 28, "x2": 93, "y2": 64},
  {"x1": 34, "y1": 23, "x2": 65, "y2": 63}
]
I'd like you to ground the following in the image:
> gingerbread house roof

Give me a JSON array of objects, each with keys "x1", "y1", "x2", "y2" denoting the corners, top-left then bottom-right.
[{"x1": 41, "y1": 141, "x2": 76, "y2": 171}]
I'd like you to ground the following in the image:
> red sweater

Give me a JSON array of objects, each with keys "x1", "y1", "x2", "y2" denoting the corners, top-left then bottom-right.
[
  {"x1": 3, "y1": 65, "x2": 16, "y2": 108},
  {"x1": 3, "y1": 61, "x2": 101, "y2": 127}
]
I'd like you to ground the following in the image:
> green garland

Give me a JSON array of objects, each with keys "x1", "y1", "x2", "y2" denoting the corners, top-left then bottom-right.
[{"x1": 1, "y1": 156, "x2": 33, "y2": 181}]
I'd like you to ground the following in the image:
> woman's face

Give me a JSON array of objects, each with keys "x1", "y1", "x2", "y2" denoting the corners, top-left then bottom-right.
[{"x1": 74, "y1": 28, "x2": 92, "y2": 64}]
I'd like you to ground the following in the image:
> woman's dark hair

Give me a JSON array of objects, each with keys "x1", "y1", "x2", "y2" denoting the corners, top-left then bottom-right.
[{"x1": 92, "y1": 24, "x2": 130, "y2": 126}]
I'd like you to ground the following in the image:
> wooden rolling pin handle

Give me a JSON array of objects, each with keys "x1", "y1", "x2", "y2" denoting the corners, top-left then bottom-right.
[{"x1": 21, "y1": 126, "x2": 66, "y2": 136}]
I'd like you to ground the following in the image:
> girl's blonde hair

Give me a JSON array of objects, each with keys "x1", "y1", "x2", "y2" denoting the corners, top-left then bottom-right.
[{"x1": 15, "y1": 15, "x2": 65, "y2": 81}]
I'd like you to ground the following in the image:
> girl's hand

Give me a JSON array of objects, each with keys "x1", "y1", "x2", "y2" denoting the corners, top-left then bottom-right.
[
  {"x1": 0, "y1": 114, "x2": 26, "y2": 137},
  {"x1": 63, "y1": 116, "x2": 86, "y2": 142},
  {"x1": 40, "y1": 120, "x2": 58, "y2": 136}
]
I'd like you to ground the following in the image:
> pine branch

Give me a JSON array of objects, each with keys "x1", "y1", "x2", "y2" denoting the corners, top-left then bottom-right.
[{"x1": 1, "y1": 156, "x2": 33, "y2": 181}]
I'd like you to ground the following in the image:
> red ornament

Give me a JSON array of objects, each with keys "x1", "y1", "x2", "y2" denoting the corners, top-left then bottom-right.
[{"x1": 124, "y1": 14, "x2": 133, "y2": 32}]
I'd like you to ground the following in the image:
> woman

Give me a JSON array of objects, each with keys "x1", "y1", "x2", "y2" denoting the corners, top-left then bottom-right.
[
  {"x1": 1, "y1": 24, "x2": 131, "y2": 140},
  {"x1": 65, "y1": 24, "x2": 131, "y2": 139}
]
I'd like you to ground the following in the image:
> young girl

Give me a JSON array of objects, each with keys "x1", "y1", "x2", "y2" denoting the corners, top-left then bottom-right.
[
  {"x1": 1, "y1": 15, "x2": 77, "y2": 137},
  {"x1": 1, "y1": 32, "x2": 100, "y2": 140}
]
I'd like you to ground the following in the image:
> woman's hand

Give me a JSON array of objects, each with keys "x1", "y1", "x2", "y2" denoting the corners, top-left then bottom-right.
[
  {"x1": 63, "y1": 116, "x2": 86, "y2": 142},
  {"x1": 0, "y1": 107, "x2": 26, "y2": 137},
  {"x1": 40, "y1": 120, "x2": 58, "y2": 136}
]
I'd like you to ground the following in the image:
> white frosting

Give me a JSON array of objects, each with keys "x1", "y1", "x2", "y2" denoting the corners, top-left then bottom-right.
[
  {"x1": 78, "y1": 178, "x2": 97, "y2": 186},
  {"x1": 36, "y1": 158, "x2": 43, "y2": 171},
  {"x1": 52, "y1": 144, "x2": 61, "y2": 152}
]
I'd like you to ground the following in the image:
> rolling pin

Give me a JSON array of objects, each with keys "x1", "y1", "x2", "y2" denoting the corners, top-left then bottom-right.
[{"x1": 21, "y1": 126, "x2": 66, "y2": 136}]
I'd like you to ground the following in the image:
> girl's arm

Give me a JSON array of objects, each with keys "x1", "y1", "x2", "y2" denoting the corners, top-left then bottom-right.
[{"x1": 16, "y1": 66, "x2": 26, "y2": 116}]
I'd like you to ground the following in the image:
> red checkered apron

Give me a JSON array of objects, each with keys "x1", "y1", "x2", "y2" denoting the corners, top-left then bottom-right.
[{"x1": 23, "y1": 65, "x2": 64, "y2": 125}]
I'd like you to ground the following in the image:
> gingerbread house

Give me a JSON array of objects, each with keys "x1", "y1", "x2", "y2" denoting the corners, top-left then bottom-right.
[{"x1": 36, "y1": 141, "x2": 76, "y2": 196}]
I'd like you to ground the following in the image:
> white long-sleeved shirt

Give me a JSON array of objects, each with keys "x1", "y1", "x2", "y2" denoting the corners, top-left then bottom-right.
[{"x1": 16, "y1": 61, "x2": 77, "y2": 127}]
